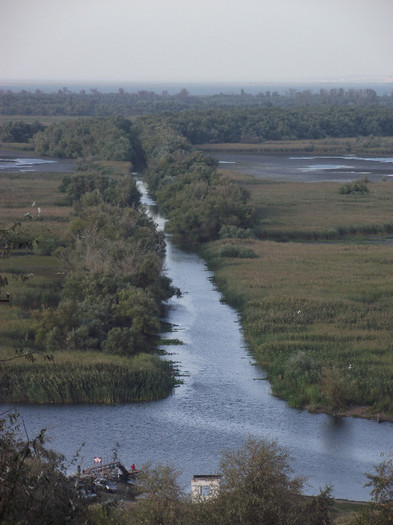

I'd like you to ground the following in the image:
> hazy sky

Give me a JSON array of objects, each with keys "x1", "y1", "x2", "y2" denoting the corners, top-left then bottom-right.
[{"x1": 1, "y1": 0, "x2": 392, "y2": 84}]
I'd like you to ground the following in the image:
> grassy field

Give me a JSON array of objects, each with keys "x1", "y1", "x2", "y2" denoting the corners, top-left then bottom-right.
[
  {"x1": 226, "y1": 175, "x2": 393, "y2": 240},
  {"x1": 201, "y1": 168, "x2": 393, "y2": 418},
  {"x1": 0, "y1": 160, "x2": 175, "y2": 403}
]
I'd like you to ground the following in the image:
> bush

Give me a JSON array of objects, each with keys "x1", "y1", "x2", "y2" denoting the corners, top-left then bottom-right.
[
  {"x1": 102, "y1": 327, "x2": 136, "y2": 355},
  {"x1": 219, "y1": 224, "x2": 256, "y2": 239},
  {"x1": 339, "y1": 182, "x2": 369, "y2": 195},
  {"x1": 220, "y1": 244, "x2": 258, "y2": 258},
  {"x1": 33, "y1": 234, "x2": 62, "y2": 256},
  {"x1": 0, "y1": 412, "x2": 87, "y2": 523}
]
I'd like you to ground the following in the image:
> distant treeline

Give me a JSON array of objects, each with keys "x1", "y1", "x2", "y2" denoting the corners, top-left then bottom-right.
[
  {"x1": 2, "y1": 107, "x2": 393, "y2": 152},
  {"x1": 157, "y1": 106, "x2": 393, "y2": 143},
  {"x1": 1, "y1": 86, "x2": 393, "y2": 116}
]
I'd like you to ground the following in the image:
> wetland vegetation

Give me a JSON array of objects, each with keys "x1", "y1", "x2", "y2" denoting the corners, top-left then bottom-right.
[
  {"x1": 1, "y1": 87, "x2": 393, "y2": 524},
  {"x1": 1, "y1": 91, "x2": 393, "y2": 417}
]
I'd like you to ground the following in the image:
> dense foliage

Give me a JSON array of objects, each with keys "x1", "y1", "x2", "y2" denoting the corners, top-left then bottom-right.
[
  {"x1": 59, "y1": 162, "x2": 141, "y2": 207},
  {"x1": 137, "y1": 118, "x2": 254, "y2": 245},
  {"x1": 32, "y1": 116, "x2": 141, "y2": 162},
  {"x1": 0, "y1": 119, "x2": 45, "y2": 142},
  {"x1": 162, "y1": 106, "x2": 393, "y2": 144},
  {"x1": 0, "y1": 411, "x2": 88, "y2": 524},
  {"x1": 33, "y1": 163, "x2": 176, "y2": 357}
]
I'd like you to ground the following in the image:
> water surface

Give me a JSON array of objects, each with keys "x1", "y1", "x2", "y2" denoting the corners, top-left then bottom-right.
[{"x1": 212, "y1": 152, "x2": 393, "y2": 182}]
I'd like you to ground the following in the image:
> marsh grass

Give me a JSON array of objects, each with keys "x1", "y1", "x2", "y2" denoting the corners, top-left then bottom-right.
[
  {"x1": 202, "y1": 217, "x2": 393, "y2": 415},
  {"x1": 0, "y1": 169, "x2": 72, "y2": 238},
  {"x1": 243, "y1": 180, "x2": 393, "y2": 241},
  {"x1": 0, "y1": 353, "x2": 175, "y2": 403}
]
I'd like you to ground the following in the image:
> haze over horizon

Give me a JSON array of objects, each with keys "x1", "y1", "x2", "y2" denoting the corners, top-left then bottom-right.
[{"x1": 1, "y1": 0, "x2": 392, "y2": 86}]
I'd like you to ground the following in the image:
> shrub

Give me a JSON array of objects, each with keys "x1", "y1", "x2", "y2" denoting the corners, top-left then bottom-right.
[
  {"x1": 220, "y1": 244, "x2": 258, "y2": 258},
  {"x1": 33, "y1": 234, "x2": 62, "y2": 256},
  {"x1": 102, "y1": 327, "x2": 136, "y2": 355},
  {"x1": 339, "y1": 182, "x2": 369, "y2": 195}
]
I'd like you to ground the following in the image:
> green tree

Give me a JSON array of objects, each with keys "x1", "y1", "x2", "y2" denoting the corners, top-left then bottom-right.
[
  {"x1": 213, "y1": 437, "x2": 305, "y2": 524},
  {"x1": 122, "y1": 437, "x2": 333, "y2": 525},
  {"x1": 130, "y1": 462, "x2": 186, "y2": 525},
  {"x1": 0, "y1": 411, "x2": 87, "y2": 525}
]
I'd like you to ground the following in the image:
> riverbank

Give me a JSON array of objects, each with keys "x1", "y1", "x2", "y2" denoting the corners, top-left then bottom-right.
[{"x1": 311, "y1": 404, "x2": 393, "y2": 423}]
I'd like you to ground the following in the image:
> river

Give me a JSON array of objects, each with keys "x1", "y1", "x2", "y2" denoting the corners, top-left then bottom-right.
[{"x1": 2, "y1": 154, "x2": 393, "y2": 501}]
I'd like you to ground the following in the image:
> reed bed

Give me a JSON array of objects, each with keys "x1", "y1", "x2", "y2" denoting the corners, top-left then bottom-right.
[
  {"x1": 242, "y1": 180, "x2": 393, "y2": 241},
  {"x1": 1, "y1": 169, "x2": 71, "y2": 213},
  {"x1": 0, "y1": 353, "x2": 175, "y2": 403},
  {"x1": 202, "y1": 232, "x2": 393, "y2": 415}
]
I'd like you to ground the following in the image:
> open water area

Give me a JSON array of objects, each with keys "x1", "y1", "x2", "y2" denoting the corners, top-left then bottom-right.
[
  {"x1": 2, "y1": 153, "x2": 393, "y2": 500},
  {"x1": 0, "y1": 149, "x2": 75, "y2": 172},
  {"x1": 213, "y1": 152, "x2": 393, "y2": 182}
]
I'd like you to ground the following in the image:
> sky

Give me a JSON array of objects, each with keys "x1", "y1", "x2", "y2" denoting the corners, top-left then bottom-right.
[{"x1": 1, "y1": 0, "x2": 392, "y2": 86}]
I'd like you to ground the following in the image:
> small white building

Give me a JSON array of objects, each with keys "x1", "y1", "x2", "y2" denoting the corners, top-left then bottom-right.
[{"x1": 191, "y1": 475, "x2": 221, "y2": 501}]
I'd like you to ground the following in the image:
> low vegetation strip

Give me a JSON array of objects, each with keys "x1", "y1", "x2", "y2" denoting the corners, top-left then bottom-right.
[{"x1": 0, "y1": 354, "x2": 174, "y2": 404}]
